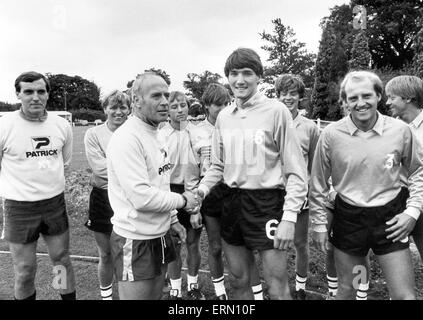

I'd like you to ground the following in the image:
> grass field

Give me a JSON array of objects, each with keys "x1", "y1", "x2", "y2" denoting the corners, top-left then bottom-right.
[{"x1": 0, "y1": 125, "x2": 422, "y2": 300}]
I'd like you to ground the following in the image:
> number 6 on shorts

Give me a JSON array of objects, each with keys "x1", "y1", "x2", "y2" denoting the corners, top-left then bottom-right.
[{"x1": 265, "y1": 219, "x2": 279, "y2": 240}]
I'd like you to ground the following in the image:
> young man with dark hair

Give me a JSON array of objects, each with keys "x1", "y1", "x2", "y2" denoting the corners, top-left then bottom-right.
[
  {"x1": 386, "y1": 75, "x2": 423, "y2": 261},
  {"x1": 0, "y1": 71, "x2": 76, "y2": 300},
  {"x1": 275, "y1": 74, "x2": 319, "y2": 300},
  {"x1": 310, "y1": 70, "x2": 423, "y2": 300},
  {"x1": 197, "y1": 48, "x2": 308, "y2": 299},
  {"x1": 186, "y1": 83, "x2": 265, "y2": 300}
]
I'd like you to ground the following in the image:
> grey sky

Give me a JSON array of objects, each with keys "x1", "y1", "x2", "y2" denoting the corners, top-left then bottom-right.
[{"x1": 0, "y1": 0, "x2": 349, "y2": 103}]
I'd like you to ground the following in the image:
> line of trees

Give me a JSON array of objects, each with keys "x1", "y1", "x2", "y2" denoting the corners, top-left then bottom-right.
[
  {"x1": 257, "y1": 0, "x2": 423, "y2": 121},
  {"x1": 3, "y1": 0, "x2": 423, "y2": 121},
  {"x1": 310, "y1": 0, "x2": 423, "y2": 120}
]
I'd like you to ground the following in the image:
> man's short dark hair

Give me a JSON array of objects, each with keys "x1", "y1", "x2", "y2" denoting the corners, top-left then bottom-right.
[
  {"x1": 15, "y1": 71, "x2": 50, "y2": 93},
  {"x1": 275, "y1": 74, "x2": 306, "y2": 99},
  {"x1": 224, "y1": 48, "x2": 263, "y2": 78},
  {"x1": 188, "y1": 102, "x2": 206, "y2": 117},
  {"x1": 202, "y1": 83, "x2": 231, "y2": 107}
]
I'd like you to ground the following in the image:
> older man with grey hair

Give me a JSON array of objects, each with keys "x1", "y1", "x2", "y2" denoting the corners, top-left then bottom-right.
[{"x1": 107, "y1": 73, "x2": 198, "y2": 300}]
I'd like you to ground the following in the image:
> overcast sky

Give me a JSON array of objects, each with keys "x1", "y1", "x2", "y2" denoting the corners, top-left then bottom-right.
[{"x1": 0, "y1": 0, "x2": 349, "y2": 103}]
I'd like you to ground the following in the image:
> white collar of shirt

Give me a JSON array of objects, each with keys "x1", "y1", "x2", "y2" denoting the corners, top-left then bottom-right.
[
  {"x1": 410, "y1": 110, "x2": 423, "y2": 129},
  {"x1": 134, "y1": 115, "x2": 159, "y2": 132},
  {"x1": 198, "y1": 118, "x2": 214, "y2": 129},
  {"x1": 345, "y1": 111, "x2": 384, "y2": 136},
  {"x1": 205, "y1": 118, "x2": 214, "y2": 127},
  {"x1": 19, "y1": 108, "x2": 48, "y2": 122},
  {"x1": 104, "y1": 120, "x2": 115, "y2": 134},
  {"x1": 293, "y1": 113, "x2": 304, "y2": 128},
  {"x1": 163, "y1": 121, "x2": 191, "y2": 135},
  {"x1": 229, "y1": 91, "x2": 266, "y2": 114}
]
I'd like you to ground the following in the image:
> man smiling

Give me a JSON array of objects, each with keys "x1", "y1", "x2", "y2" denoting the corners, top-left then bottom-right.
[
  {"x1": 310, "y1": 70, "x2": 423, "y2": 300},
  {"x1": 84, "y1": 90, "x2": 131, "y2": 300},
  {"x1": 197, "y1": 48, "x2": 307, "y2": 299},
  {"x1": 385, "y1": 75, "x2": 423, "y2": 261},
  {"x1": 275, "y1": 74, "x2": 320, "y2": 300}
]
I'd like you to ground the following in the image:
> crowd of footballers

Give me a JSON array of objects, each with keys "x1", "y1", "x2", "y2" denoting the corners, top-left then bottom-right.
[{"x1": 1, "y1": 47, "x2": 423, "y2": 300}]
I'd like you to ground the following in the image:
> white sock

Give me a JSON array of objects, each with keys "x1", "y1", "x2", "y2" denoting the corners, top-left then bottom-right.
[
  {"x1": 100, "y1": 284, "x2": 113, "y2": 300},
  {"x1": 170, "y1": 278, "x2": 182, "y2": 297},
  {"x1": 187, "y1": 274, "x2": 198, "y2": 291},
  {"x1": 252, "y1": 284, "x2": 263, "y2": 300},
  {"x1": 356, "y1": 282, "x2": 369, "y2": 300},
  {"x1": 295, "y1": 273, "x2": 307, "y2": 291},
  {"x1": 212, "y1": 276, "x2": 227, "y2": 297},
  {"x1": 327, "y1": 275, "x2": 338, "y2": 296}
]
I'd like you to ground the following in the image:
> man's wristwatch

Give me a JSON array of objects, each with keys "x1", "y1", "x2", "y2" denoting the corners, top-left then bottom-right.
[{"x1": 181, "y1": 194, "x2": 188, "y2": 209}]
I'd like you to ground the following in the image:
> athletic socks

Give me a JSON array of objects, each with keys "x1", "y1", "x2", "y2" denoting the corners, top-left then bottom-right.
[
  {"x1": 100, "y1": 284, "x2": 113, "y2": 300},
  {"x1": 295, "y1": 273, "x2": 307, "y2": 291},
  {"x1": 327, "y1": 275, "x2": 338, "y2": 296},
  {"x1": 187, "y1": 274, "x2": 198, "y2": 291},
  {"x1": 212, "y1": 276, "x2": 227, "y2": 297},
  {"x1": 356, "y1": 282, "x2": 369, "y2": 300},
  {"x1": 60, "y1": 291, "x2": 76, "y2": 300},
  {"x1": 252, "y1": 283, "x2": 264, "y2": 300},
  {"x1": 15, "y1": 291, "x2": 36, "y2": 300},
  {"x1": 170, "y1": 278, "x2": 182, "y2": 298}
]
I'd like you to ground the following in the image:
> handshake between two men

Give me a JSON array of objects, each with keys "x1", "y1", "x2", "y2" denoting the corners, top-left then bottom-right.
[
  {"x1": 182, "y1": 189, "x2": 206, "y2": 230},
  {"x1": 171, "y1": 189, "x2": 206, "y2": 244},
  {"x1": 176, "y1": 188, "x2": 297, "y2": 252}
]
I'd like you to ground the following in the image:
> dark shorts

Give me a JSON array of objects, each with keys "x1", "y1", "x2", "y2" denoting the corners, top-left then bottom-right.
[
  {"x1": 200, "y1": 181, "x2": 228, "y2": 218},
  {"x1": 110, "y1": 231, "x2": 176, "y2": 281},
  {"x1": 170, "y1": 184, "x2": 197, "y2": 230},
  {"x1": 2, "y1": 193, "x2": 69, "y2": 244},
  {"x1": 403, "y1": 188, "x2": 423, "y2": 236},
  {"x1": 411, "y1": 214, "x2": 423, "y2": 236},
  {"x1": 220, "y1": 185, "x2": 286, "y2": 251},
  {"x1": 330, "y1": 188, "x2": 409, "y2": 257},
  {"x1": 85, "y1": 187, "x2": 114, "y2": 234}
]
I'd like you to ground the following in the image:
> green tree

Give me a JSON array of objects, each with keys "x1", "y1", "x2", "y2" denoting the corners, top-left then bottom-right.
[
  {"x1": 126, "y1": 68, "x2": 171, "y2": 89},
  {"x1": 349, "y1": 30, "x2": 372, "y2": 70},
  {"x1": 0, "y1": 101, "x2": 19, "y2": 111},
  {"x1": 310, "y1": 24, "x2": 348, "y2": 120},
  {"x1": 413, "y1": 13, "x2": 423, "y2": 78},
  {"x1": 321, "y1": 4, "x2": 355, "y2": 60},
  {"x1": 350, "y1": 0, "x2": 422, "y2": 70},
  {"x1": 46, "y1": 74, "x2": 101, "y2": 111},
  {"x1": 323, "y1": 1, "x2": 423, "y2": 70},
  {"x1": 259, "y1": 18, "x2": 316, "y2": 96},
  {"x1": 183, "y1": 71, "x2": 222, "y2": 101},
  {"x1": 145, "y1": 68, "x2": 171, "y2": 85}
]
